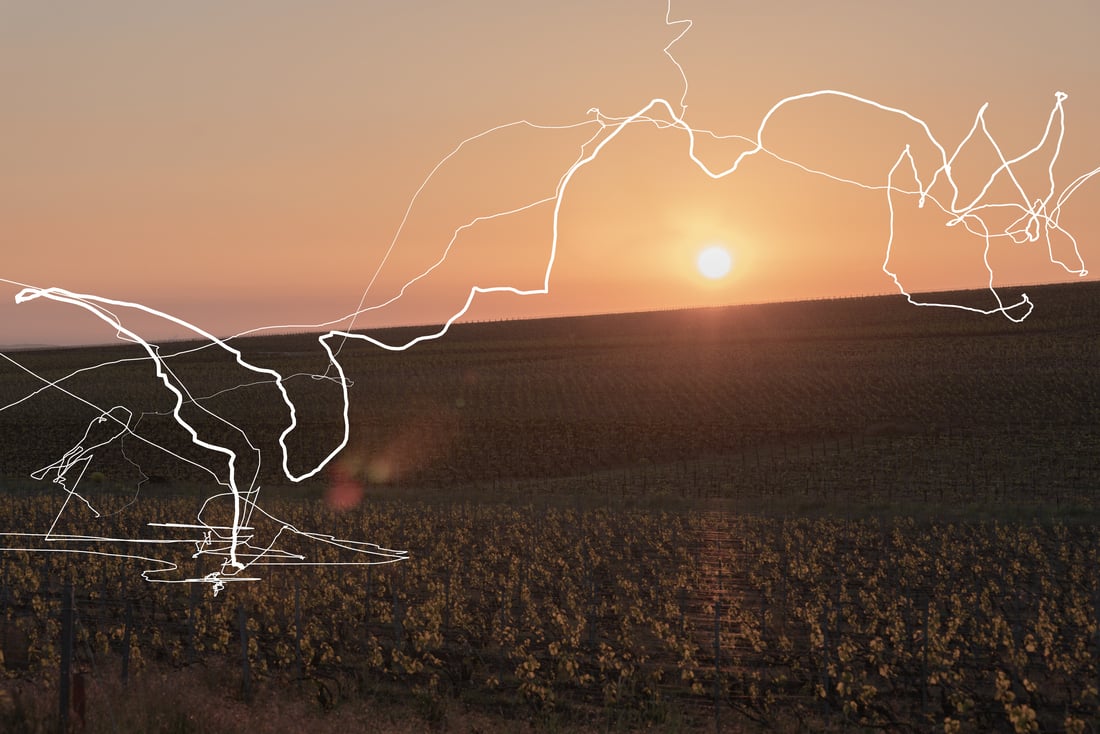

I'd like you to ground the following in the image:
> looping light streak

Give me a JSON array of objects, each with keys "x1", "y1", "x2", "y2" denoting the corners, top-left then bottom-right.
[{"x1": 1, "y1": 1, "x2": 1096, "y2": 592}]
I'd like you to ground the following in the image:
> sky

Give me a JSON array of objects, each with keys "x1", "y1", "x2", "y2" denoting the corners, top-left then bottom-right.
[{"x1": 2, "y1": 0, "x2": 1099, "y2": 346}]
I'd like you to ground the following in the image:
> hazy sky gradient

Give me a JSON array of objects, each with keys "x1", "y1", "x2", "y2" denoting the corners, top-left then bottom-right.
[{"x1": 3, "y1": 1, "x2": 1098, "y2": 345}]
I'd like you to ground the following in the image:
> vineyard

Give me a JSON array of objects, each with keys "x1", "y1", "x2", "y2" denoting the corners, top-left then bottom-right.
[{"x1": 0, "y1": 282, "x2": 1098, "y2": 731}]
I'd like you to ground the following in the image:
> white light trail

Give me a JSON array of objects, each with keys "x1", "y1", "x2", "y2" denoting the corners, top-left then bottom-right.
[{"x1": 0, "y1": 1, "x2": 1096, "y2": 592}]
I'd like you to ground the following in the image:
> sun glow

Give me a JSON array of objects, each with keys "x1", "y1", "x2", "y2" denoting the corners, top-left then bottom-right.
[{"x1": 696, "y1": 245, "x2": 733, "y2": 279}]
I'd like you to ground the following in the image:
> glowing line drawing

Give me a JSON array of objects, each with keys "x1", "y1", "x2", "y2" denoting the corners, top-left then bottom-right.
[
  {"x1": 1, "y1": 1, "x2": 1096, "y2": 592},
  {"x1": 32, "y1": 406, "x2": 133, "y2": 513}
]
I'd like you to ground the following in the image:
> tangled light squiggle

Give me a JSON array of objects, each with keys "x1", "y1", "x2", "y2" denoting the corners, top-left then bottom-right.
[{"x1": 1, "y1": 1, "x2": 1096, "y2": 592}]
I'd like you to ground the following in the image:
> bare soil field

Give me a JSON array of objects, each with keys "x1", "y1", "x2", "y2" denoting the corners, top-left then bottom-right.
[{"x1": 0, "y1": 282, "x2": 1097, "y2": 732}]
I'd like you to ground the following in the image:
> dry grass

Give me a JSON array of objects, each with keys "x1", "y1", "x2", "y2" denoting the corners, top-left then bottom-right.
[{"x1": 0, "y1": 661, "x2": 697, "y2": 734}]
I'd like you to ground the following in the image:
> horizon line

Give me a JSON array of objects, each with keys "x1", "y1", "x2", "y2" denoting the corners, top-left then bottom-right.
[{"x1": 3, "y1": 278, "x2": 1092, "y2": 352}]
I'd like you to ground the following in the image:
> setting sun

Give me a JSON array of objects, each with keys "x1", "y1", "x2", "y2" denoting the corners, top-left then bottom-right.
[{"x1": 697, "y1": 245, "x2": 733, "y2": 279}]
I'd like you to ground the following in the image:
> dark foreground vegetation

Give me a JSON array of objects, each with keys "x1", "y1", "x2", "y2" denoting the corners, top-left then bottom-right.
[{"x1": 0, "y1": 282, "x2": 1097, "y2": 732}]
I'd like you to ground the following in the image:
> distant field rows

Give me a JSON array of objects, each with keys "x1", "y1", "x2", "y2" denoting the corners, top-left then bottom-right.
[
  {"x1": 1, "y1": 282, "x2": 1097, "y2": 729},
  {"x1": 1, "y1": 284, "x2": 1096, "y2": 498}
]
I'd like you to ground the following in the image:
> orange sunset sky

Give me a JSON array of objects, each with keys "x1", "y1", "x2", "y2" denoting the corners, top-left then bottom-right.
[{"x1": 2, "y1": 1, "x2": 1099, "y2": 346}]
